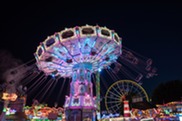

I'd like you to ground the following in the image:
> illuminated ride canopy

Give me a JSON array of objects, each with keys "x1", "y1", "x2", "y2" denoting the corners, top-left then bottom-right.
[
  {"x1": 34, "y1": 25, "x2": 122, "y2": 119},
  {"x1": 35, "y1": 25, "x2": 121, "y2": 77}
]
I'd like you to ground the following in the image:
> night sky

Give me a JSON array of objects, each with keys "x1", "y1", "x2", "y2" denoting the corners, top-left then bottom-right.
[{"x1": 0, "y1": 2, "x2": 182, "y2": 105}]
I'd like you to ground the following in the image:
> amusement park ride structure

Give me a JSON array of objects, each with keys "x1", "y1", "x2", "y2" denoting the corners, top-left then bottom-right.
[
  {"x1": 105, "y1": 80, "x2": 149, "y2": 115},
  {"x1": 34, "y1": 25, "x2": 122, "y2": 120},
  {"x1": 0, "y1": 24, "x2": 158, "y2": 120},
  {"x1": 0, "y1": 24, "x2": 159, "y2": 120}
]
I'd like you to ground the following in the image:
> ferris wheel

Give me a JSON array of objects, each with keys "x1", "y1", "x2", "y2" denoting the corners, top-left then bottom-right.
[{"x1": 105, "y1": 80, "x2": 149, "y2": 114}]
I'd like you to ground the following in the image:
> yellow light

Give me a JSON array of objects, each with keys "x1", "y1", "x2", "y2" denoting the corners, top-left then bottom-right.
[
  {"x1": 2, "y1": 93, "x2": 9, "y2": 100},
  {"x1": 2, "y1": 93, "x2": 18, "y2": 101}
]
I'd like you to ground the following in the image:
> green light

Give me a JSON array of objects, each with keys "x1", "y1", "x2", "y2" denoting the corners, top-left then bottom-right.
[{"x1": 3, "y1": 108, "x2": 6, "y2": 112}]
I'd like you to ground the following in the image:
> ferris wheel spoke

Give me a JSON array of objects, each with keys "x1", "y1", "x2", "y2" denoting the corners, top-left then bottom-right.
[
  {"x1": 128, "y1": 85, "x2": 135, "y2": 94},
  {"x1": 106, "y1": 96, "x2": 121, "y2": 101},
  {"x1": 130, "y1": 83, "x2": 135, "y2": 92},
  {"x1": 108, "y1": 90, "x2": 121, "y2": 98},
  {"x1": 126, "y1": 83, "x2": 131, "y2": 93},
  {"x1": 108, "y1": 101, "x2": 121, "y2": 108},
  {"x1": 122, "y1": 83, "x2": 126, "y2": 93},
  {"x1": 130, "y1": 83, "x2": 134, "y2": 90},
  {"x1": 108, "y1": 102, "x2": 121, "y2": 113},
  {"x1": 138, "y1": 91, "x2": 144, "y2": 95},
  {"x1": 106, "y1": 100, "x2": 122, "y2": 104},
  {"x1": 116, "y1": 83, "x2": 124, "y2": 95},
  {"x1": 132, "y1": 87, "x2": 138, "y2": 94},
  {"x1": 113, "y1": 104, "x2": 122, "y2": 114},
  {"x1": 135, "y1": 90, "x2": 146, "y2": 99},
  {"x1": 137, "y1": 90, "x2": 145, "y2": 96},
  {"x1": 111, "y1": 85, "x2": 123, "y2": 97},
  {"x1": 132, "y1": 84, "x2": 138, "y2": 93}
]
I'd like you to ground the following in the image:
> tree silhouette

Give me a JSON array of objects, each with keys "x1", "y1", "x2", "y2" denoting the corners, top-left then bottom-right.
[{"x1": 151, "y1": 80, "x2": 182, "y2": 104}]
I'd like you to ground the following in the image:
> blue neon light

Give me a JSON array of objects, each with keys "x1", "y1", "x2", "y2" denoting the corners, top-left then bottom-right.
[
  {"x1": 76, "y1": 30, "x2": 79, "y2": 35},
  {"x1": 63, "y1": 47, "x2": 68, "y2": 52},
  {"x1": 51, "y1": 74, "x2": 55, "y2": 78},
  {"x1": 78, "y1": 42, "x2": 81, "y2": 48},
  {"x1": 92, "y1": 41, "x2": 96, "y2": 47}
]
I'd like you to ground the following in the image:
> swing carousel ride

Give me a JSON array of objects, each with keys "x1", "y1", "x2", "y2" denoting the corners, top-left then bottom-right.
[
  {"x1": 34, "y1": 25, "x2": 122, "y2": 120},
  {"x1": 0, "y1": 25, "x2": 158, "y2": 120}
]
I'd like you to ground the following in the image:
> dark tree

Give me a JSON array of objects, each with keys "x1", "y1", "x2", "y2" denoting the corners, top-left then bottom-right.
[{"x1": 151, "y1": 80, "x2": 182, "y2": 104}]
